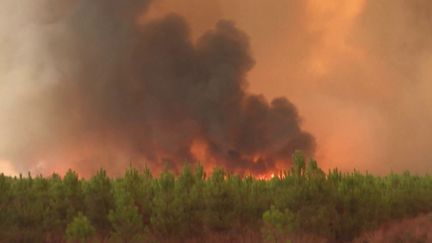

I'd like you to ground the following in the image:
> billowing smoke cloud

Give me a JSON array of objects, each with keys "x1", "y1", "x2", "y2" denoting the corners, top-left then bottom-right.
[
  {"x1": 0, "y1": 0, "x2": 315, "y2": 175},
  {"x1": 154, "y1": 0, "x2": 432, "y2": 173}
]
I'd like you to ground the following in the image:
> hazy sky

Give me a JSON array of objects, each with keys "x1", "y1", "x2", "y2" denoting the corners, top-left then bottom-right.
[
  {"x1": 148, "y1": 0, "x2": 432, "y2": 173},
  {"x1": 1, "y1": 0, "x2": 432, "y2": 175}
]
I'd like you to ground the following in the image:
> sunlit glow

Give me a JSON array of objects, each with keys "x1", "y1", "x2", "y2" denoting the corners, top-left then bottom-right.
[
  {"x1": 306, "y1": 0, "x2": 366, "y2": 75},
  {"x1": 0, "y1": 160, "x2": 18, "y2": 176}
]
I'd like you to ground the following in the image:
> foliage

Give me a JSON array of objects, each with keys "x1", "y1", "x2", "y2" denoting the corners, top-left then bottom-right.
[
  {"x1": 65, "y1": 212, "x2": 95, "y2": 243},
  {"x1": 262, "y1": 205, "x2": 295, "y2": 242},
  {"x1": 1, "y1": 155, "x2": 432, "y2": 242},
  {"x1": 108, "y1": 182, "x2": 145, "y2": 243}
]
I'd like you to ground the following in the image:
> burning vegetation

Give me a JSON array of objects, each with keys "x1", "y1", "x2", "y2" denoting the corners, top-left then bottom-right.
[{"x1": 1, "y1": 1, "x2": 432, "y2": 243}]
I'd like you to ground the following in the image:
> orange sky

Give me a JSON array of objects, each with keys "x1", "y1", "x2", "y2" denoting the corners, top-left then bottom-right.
[
  {"x1": 144, "y1": 0, "x2": 432, "y2": 173},
  {"x1": 1, "y1": 0, "x2": 432, "y2": 175}
]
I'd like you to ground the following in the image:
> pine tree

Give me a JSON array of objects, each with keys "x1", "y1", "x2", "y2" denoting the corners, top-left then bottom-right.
[
  {"x1": 83, "y1": 169, "x2": 114, "y2": 240},
  {"x1": 65, "y1": 212, "x2": 95, "y2": 243},
  {"x1": 150, "y1": 171, "x2": 179, "y2": 236},
  {"x1": 109, "y1": 184, "x2": 145, "y2": 243}
]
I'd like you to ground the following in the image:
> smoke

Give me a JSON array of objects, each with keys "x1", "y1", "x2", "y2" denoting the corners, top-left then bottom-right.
[
  {"x1": 4, "y1": 0, "x2": 430, "y2": 175},
  {"x1": 347, "y1": 0, "x2": 432, "y2": 172},
  {"x1": 152, "y1": 0, "x2": 432, "y2": 174},
  {"x1": 307, "y1": 0, "x2": 432, "y2": 172},
  {"x1": 0, "y1": 0, "x2": 315, "y2": 175}
]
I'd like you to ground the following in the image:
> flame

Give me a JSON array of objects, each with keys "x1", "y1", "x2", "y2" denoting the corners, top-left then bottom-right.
[
  {"x1": 189, "y1": 138, "x2": 217, "y2": 172},
  {"x1": 256, "y1": 172, "x2": 276, "y2": 180}
]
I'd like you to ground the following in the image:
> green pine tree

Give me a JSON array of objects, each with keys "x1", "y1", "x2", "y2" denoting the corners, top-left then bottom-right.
[
  {"x1": 108, "y1": 184, "x2": 145, "y2": 243},
  {"x1": 65, "y1": 212, "x2": 95, "y2": 243}
]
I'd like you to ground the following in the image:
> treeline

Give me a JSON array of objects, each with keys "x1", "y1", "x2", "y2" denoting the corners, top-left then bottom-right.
[{"x1": 1, "y1": 153, "x2": 432, "y2": 243}]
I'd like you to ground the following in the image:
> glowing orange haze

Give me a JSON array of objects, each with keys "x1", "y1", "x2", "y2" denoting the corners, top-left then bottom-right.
[
  {"x1": 147, "y1": 0, "x2": 432, "y2": 174},
  {"x1": 144, "y1": 0, "x2": 370, "y2": 172},
  {"x1": 1, "y1": 0, "x2": 432, "y2": 176},
  {"x1": 189, "y1": 139, "x2": 286, "y2": 179}
]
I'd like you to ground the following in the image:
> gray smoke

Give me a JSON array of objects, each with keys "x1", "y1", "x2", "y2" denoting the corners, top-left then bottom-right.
[{"x1": 0, "y1": 0, "x2": 315, "y2": 175}]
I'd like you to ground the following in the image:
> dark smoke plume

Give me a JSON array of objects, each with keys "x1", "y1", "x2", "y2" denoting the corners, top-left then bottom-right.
[{"x1": 0, "y1": 0, "x2": 315, "y2": 175}]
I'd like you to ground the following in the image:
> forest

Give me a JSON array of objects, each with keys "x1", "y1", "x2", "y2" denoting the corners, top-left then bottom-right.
[{"x1": 1, "y1": 153, "x2": 432, "y2": 243}]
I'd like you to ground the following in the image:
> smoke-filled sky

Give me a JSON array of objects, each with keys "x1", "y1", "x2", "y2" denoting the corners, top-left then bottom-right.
[{"x1": 1, "y1": 0, "x2": 432, "y2": 176}]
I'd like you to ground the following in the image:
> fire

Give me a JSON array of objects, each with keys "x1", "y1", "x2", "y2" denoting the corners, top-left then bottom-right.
[
  {"x1": 190, "y1": 139, "x2": 208, "y2": 162},
  {"x1": 256, "y1": 172, "x2": 276, "y2": 180},
  {"x1": 189, "y1": 140, "x2": 287, "y2": 178},
  {"x1": 189, "y1": 139, "x2": 217, "y2": 172}
]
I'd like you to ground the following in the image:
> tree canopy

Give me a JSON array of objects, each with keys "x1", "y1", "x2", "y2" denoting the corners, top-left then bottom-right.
[{"x1": 0, "y1": 158, "x2": 432, "y2": 242}]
